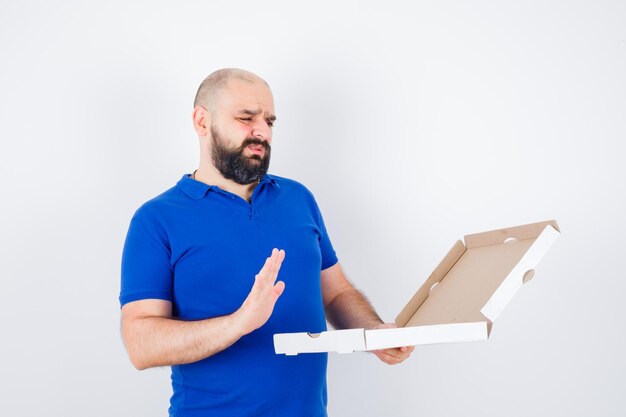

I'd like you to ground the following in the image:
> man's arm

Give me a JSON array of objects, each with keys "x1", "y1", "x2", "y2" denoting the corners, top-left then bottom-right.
[
  {"x1": 320, "y1": 262, "x2": 414, "y2": 365},
  {"x1": 121, "y1": 249, "x2": 286, "y2": 370},
  {"x1": 321, "y1": 263, "x2": 383, "y2": 330}
]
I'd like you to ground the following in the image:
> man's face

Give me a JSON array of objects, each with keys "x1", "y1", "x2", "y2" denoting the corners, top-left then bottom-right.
[
  {"x1": 209, "y1": 79, "x2": 276, "y2": 185},
  {"x1": 210, "y1": 123, "x2": 271, "y2": 185}
]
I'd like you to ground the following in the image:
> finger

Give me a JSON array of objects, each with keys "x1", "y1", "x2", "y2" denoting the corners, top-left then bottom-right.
[
  {"x1": 375, "y1": 351, "x2": 401, "y2": 365},
  {"x1": 253, "y1": 266, "x2": 270, "y2": 294},
  {"x1": 381, "y1": 348, "x2": 403, "y2": 359},
  {"x1": 374, "y1": 349, "x2": 399, "y2": 360},
  {"x1": 258, "y1": 255, "x2": 273, "y2": 278},
  {"x1": 251, "y1": 273, "x2": 267, "y2": 297},
  {"x1": 384, "y1": 347, "x2": 412, "y2": 362},
  {"x1": 260, "y1": 255, "x2": 273, "y2": 285},
  {"x1": 269, "y1": 248, "x2": 280, "y2": 278},
  {"x1": 260, "y1": 248, "x2": 281, "y2": 279},
  {"x1": 269, "y1": 249, "x2": 285, "y2": 283},
  {"x1": 386, "y1": 353, "x2": 405, "y2": 365},
  {"x1": 273, "y1": 280, "x2": 286, "y2": 298},
  {"x1": 390, "y1": 347, "x2": 413, "y2": 362},
  {"x1": 257, "y1": 249, "x2": 285, "y2": 288},
  {"x1": 274, "y1": 249, "x2": 286, "y2": 274}
]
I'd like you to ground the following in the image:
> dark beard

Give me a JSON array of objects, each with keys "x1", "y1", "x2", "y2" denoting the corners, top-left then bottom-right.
[{"x1": 210, "y1": 124, "x2": 271, "y2": 185}]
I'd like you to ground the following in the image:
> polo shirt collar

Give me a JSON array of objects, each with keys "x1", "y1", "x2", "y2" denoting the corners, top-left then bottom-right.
[{"x1": 176, "y1": 172, "x2": 279, "y2": 200}]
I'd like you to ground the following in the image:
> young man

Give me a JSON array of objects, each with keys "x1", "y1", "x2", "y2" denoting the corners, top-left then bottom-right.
[{"x1": 120, "y1": 68, "x2": 413, "y2": 416}]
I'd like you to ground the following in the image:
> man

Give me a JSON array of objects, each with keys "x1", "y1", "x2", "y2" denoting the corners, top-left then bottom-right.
[{"x1": 120, "y1": 68, "x2": 413, "y2": 417}]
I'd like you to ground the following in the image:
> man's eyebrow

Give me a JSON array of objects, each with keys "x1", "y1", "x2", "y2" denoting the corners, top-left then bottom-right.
[{"x1": 239, "y1": 109, "x2": 277, "y2": 122}]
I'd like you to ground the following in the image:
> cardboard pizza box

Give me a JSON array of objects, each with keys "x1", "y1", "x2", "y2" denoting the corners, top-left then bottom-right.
[{"x1": 274, "y1": 220, "x2": 560, "y2": 355}]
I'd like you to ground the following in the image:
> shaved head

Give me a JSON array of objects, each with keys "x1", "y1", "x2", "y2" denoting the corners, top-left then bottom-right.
[{"x1": 193, "y1": 68, "x2": 269, "y2": 111}]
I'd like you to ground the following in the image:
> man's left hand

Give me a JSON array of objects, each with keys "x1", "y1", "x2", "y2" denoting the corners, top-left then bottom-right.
[{"x1": 370, "y1": 323, "x2": 415, "y2": 365}]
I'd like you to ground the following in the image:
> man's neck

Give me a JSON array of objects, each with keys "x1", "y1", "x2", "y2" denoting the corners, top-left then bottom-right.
[{"x1": 193, "y1": 165, "x2": 259, "y2": 202}]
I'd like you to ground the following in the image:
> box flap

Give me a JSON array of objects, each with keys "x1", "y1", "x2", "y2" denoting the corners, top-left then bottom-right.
[
  {"x1": 395, "y1": 220, "x2": 561, "y2": 330},
  {"x1": 395, "y1": 239, "x2": 466, "y2": 327},
  {"x1": 480, "y1": 223, "x2": 560, "y2": 321}
]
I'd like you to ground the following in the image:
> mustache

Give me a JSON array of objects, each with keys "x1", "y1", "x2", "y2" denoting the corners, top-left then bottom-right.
[{"x1": 239, "y1": 138, "x2": 271, "y2": 151}]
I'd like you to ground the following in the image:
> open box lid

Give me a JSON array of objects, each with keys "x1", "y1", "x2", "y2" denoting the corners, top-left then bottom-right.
[
  {"x1": 274, "y1": 220, "x2": 561, "y2": 355},
  {"x1": 395, "y1": 219, "x2": 560, "y2": 331}
]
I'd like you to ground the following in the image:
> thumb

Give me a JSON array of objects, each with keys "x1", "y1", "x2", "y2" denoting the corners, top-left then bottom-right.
[{"x1": 273, "y1": 281, "x2": 285, "y2": 298}]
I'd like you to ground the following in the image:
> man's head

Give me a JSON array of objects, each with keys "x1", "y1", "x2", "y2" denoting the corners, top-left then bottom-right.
[{"x1": 192, "y1": 68, "x2": 276, "y2": 185}]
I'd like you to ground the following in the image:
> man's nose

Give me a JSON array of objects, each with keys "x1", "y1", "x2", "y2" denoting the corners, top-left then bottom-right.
[{"x1": 251, "y1": 121, "x2": 272, "y2": 143}]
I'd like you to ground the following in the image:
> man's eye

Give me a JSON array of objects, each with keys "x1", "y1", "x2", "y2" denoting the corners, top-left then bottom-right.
[
  {"x1": 267, "y1": 121, "x2": 274, "y2": 127},
  {"x1": 239, "y1": 117, "x2": 252, "y2": 122}
]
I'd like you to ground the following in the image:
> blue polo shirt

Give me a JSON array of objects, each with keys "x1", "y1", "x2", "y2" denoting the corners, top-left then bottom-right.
[{"x1": 120, "y1": 173, "x2": 338, "y2": 417}]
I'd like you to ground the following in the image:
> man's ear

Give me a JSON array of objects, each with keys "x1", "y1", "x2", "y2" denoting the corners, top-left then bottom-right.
[{"x1": 192, "y1": 106, "x2": 211, "y2": 136}]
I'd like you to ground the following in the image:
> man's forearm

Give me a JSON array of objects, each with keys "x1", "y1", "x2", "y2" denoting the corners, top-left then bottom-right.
[
  {"x1": 324, "y1": 287, "x2": 383, "y2": 330},
  {"x1": 122, "y1": 249, "x2": 287, "y2": 370},
  {"x1": 123, "y1": 313, "x2": 244, "y2": 370}
]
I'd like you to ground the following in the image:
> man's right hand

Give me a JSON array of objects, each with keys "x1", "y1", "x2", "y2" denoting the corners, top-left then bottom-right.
[
  {"x1": 233, "y1": 248, "x2": 286, "y2": 336},
  {"x1": 121, "y1": 248, "x2": 287, "y2": 370}
]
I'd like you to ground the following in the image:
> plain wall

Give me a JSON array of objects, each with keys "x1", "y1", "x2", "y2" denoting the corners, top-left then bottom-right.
[{"x1": 1, "y1": 1, "x2": 625, "y2": 415}]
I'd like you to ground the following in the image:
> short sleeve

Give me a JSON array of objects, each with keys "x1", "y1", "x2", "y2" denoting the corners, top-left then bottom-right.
[
  {"x1": 307, "y1": 192, "x2": 339, "y2": 271},
  {"x1": 119, "y1": 207, "x2": 174, "y2": 307}
]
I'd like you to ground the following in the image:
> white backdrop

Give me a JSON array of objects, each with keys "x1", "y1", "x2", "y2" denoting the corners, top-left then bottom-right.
[{"x1": 1, "y1": 1, "x2": 625, "y2": 416}]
